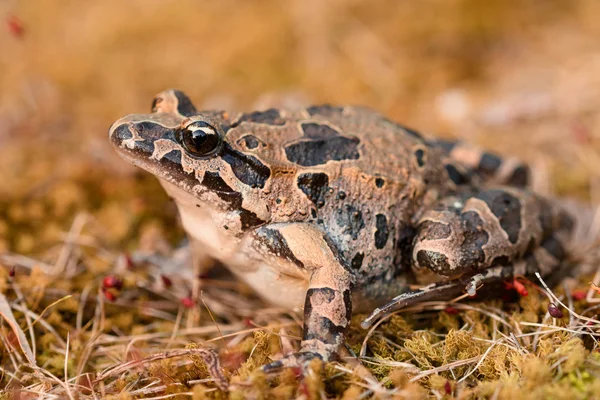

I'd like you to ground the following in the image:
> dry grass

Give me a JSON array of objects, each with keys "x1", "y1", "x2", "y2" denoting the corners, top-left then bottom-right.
[{"x1": 2, "y1": 0, "x2": 600, "y2": 398}]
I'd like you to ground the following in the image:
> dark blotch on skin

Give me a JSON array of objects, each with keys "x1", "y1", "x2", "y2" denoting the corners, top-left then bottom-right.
[
  {"x1": 351, "y1": 253, "x2": 364, "y2": 270},
  {"x1": 237, "y1": 135, "x2": 261, "y2": 149},
  {"x1": 256, "y1": 228, "x2": 305, "y2": 268},
  {"x1": 459, "y1": 211, "x2": 489, "y2": 268},
  {"x1": 239, "y1": 211, "x2": 264, "y2": 230},
  {"x1": 525, "y1": 237, "x2": 537, "y2": 255},
  {"x1": 284, "y1": 136, "x2": 360, "y2": 167},
  {"x1": 542, "y1": 236, "x2": 566, "y2": 261},
  {"x1": 415, "y1": 149, "x2": 425, "y2": 167},
  {"x1": 393, "y1": 225, "x2": 416, "y2": 272},
  {"x1": 418, "y1": 220, "x2": 451, "y2": 241},
  {"x1": 111, "y1": 124, "x2": 133, "y2": 142},
  {"x1": 222, "y1": 143, "x2": 271, "y2": 188},
  {"x1": 306, "y1": 104, "x2": 344, "y2": 116},
  {"x1": 491, "y1": 255, "x2": 510, "y2": 266},
  {"x1": 297, "y1": 173, "x2": 330, "y2": 209},
  {"x1": 375, "y1": 177, "x2": 385, "y2": 188},
  {"x1": 416, "y1": 250, "x2": 451, "y2": 273},
  {"x1": 538, "y1": 200, "x2": 554, "y2": 237},
  {"x1": 111, "y1": 121, "x2": 185, "y2": 172},
  {"x1": 478, "y1": 152, "x2": 502, "y2": 174},
  {"x1": 445, "y1": 164, "x2": 469, "y2": 185},
  {"x1": 202, "y1": 171, "x2": 237, "y2": 195},
  {"x1": 172, "y1": 90, "x2": 198, "y2": 117},
  {"x1": 336, "y1": 205, "x2": 365, "y2": 240},
  {"x1": 507, "y1": 165, "x2": 530, "y2": 187},
  {"x1": 201, "y1": 172, "x2": 264, "y2": 230},
  {"x1": 303, "y1": 288, "x2": 347, "y2": 343},
  {"x1": 476, "y1": 190, "x2": 522, "y2": 244},
  {"x1": 137, "y1": 121, "x2": 175, "y2": 141},
  {"x1": 343, "y1": 289, "x2": 352, "y2": 322},
  {"x1": 374, "y1": 214, "x2": 389, "y2": 249},
  {"x1": 416, "y1": 207, "x2": 489, "y2": 275},
  {"x1": 301, "y1": 122, "x2": 340, "y2": 139},
  {"x1": 557, "y1": 210, "x2": 575, "y2": 233},
  {"x1": 434, "y1": 139, "x2": 457, "y2": 153},
  {"x1": 232, "y1": 109, "x2": 285, "y2": 127},
  {"x1": 306, "y1": 287, "x2": 336, "y2": 303},
  {"x1": 303, "y1": 316, "x2": 346, "y2": 343}
]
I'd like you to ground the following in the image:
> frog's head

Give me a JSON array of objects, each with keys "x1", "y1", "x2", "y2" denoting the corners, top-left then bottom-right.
[{"x1": 109, "y1": 89, "x2": 271, "y2": 242}]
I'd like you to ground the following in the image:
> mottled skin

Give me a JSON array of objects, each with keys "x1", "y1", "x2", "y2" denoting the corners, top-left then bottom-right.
[{"x1": 109, "y1": 90, "x2": 573, "y2": 370}]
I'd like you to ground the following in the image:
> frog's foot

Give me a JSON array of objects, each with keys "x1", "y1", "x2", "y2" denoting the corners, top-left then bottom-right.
[
  {"x1": 262, "y1": 351, "x2": 324, "y2": 374},
  {"x1": 361, "y1": 265, "x2": 516, "y2": 329}
]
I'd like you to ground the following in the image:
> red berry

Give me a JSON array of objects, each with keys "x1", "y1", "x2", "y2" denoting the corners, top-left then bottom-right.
[
  {"x1": 181, "y1": 296, "x2": 195, "y2": 308},
  {"x1": 9, "y1": 266, "x2": 15, "y2": 278},
  {"x1": 504, "y1": 280, "x2": 515, "y2": 290},
  {"x1": 572, "y1": 291, "x2": 586, "y2": 301},
  {"x1": 103, "y1": 288, "x2": 117, "y2": 302},
  {"x1": 160, "y1": 274, "x2": 172, "y2": 287},
  {"x1": 6, "y1": 15, "x2": 24, "y2": 38},
  {"x1": 444, "y1": 380, "x2": 452, "y2": 395},
  {"x1": 444, "y1": 306, "x2": 459, "y2": 315},
  {"x1": 124, "y1": 254, "x2": 135, "y2": 270},
  {"x1": 293, "y1": 366, "x2": 304, "y2": 379},
  {"x1": 103, "y1": 275, "x2": 123, "y2": 290},
  {"x1": 548, "y1": 303, "x2": 563, "y2": 318},
  {"x1": 513, "y1": 280, "x2": 528, "y2": 297}
]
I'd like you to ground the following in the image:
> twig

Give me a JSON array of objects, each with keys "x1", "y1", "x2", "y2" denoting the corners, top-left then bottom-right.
[
  {"x1": 458, "y1": 339, "x2": 502, "y2": 383},
  {"x1": 409, "y1": 355, "x2": 481, "y2": 382},
  {"x1": 94, "y1": 348, "x2": 228, "y2": 391}
]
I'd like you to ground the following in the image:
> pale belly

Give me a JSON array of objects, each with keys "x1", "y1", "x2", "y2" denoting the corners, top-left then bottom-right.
[{"x1": 231, "y1": 263, "x2": 308, "y2": 310}]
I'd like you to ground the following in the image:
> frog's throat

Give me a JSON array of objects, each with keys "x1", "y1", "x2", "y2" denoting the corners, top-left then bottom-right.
[{"x1": 158, "y1": 178, "x2": 262, "y2": 247}]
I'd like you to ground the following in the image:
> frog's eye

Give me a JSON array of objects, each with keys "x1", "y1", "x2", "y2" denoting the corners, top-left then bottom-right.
[{"x1": 177, "y1": 121, "x2": 223, "y2": 158}]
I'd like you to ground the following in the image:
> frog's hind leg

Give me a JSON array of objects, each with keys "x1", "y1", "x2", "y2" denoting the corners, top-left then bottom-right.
[
  {"x1": 361, "y1": 264, "x2": 516, "y2": 329},
  {"x1": 432, "y1": 139, "x2": 531, "y2": 187},
  {"x1": 361, "y1": 187, "x2": 573, "y2": 328},
  {"x1": 362, "y1": 231, "x2": 573, "y2": 329},
  {"x1": 411, "y1": 187, "x2": 573, "y2": 280}
]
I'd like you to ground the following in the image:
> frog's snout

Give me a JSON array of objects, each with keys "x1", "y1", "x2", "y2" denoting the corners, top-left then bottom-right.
[{"x1": 108, "y1": 120, "x2": 133, "y2": 147}]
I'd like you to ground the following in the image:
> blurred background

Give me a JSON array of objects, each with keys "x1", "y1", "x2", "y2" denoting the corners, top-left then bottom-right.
[
  {"x1": 2, "y1": 2, "x2": 600, "y2": 396},
  {"x1": 1, "y1": 0, "x2": 599, "y2": 255}
]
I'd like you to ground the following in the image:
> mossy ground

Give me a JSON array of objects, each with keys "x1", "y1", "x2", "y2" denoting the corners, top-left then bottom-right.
[{"x1": 1, "y1": 1, "x2": 600, "y2": 398}]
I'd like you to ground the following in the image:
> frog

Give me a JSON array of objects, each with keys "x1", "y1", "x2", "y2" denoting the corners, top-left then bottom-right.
[{"x1": 109, "y1": 89, "x2": 573, "y2": 371}]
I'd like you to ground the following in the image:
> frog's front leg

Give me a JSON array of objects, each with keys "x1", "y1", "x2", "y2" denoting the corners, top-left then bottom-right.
[{"x1": 239, "y1": 223, "x2": 354, "y2": 372}]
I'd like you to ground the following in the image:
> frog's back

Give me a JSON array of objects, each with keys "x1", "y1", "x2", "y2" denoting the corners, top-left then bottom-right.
[
  {"x1": 225, "y1": 104, "x2": 451, "y2": 189},
  {"x1": 223, "y1": 105, "x2": 454, "y2": 300}
]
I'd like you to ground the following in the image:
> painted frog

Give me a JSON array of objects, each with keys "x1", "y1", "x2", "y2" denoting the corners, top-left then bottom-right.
[{"x1": 109, "y1": 90, "x2": 573, "y2": 370}]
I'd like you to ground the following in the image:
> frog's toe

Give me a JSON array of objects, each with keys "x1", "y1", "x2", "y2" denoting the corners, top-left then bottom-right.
[{"x1": 262, "y1": 351, "x2": 323, "y2": 374}]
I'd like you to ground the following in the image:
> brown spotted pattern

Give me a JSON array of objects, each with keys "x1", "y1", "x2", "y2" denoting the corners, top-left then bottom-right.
[
  {"x1": 412, "y1": 188, "x2": 573, "y2": 280},
  {"x1": 109, "y1": 89, "x2": 574, "y2": 369}
]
